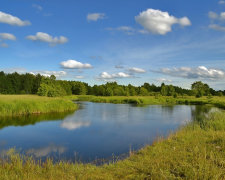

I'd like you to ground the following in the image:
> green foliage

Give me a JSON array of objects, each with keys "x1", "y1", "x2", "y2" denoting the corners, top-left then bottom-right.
[
  {"x1": 37, "y1": 76, "x2": 67, "y2": 97},
  {"x1": 192, "y1": 81, "x2": 211, "y2": 98},
  {"x1": 0, "y1": 71, "x2": 224, "y2": 98},
  {"x1": 139, "y1": 87, "x2": 149, "y2": 96}
]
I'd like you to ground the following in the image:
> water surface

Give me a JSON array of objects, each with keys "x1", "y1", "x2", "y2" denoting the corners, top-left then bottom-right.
[{"x1": 0, "y1": 102, "x2": 217, "y2": 162}]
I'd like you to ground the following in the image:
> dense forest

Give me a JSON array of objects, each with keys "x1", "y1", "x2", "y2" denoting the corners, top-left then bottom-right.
[{"x1": 0, "y1": 71, "x2": 224, "y2": 97}]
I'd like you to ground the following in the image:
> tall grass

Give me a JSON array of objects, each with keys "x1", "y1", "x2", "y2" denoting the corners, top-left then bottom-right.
[
  {"x1": 0, "y1": 95, "x2": 78, "y2": 116},
  {"x1": 75, "y1": 95, "x2": 225, "y2": 109},
  {"x1": 0, "y1": 111, "x2": 224, "y2": 179}
]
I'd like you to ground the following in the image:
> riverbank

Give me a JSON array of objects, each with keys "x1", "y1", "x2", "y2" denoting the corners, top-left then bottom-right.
[
  {"x1": 1, "y1": 95, "x2": 224, "y2": 117},
  {"x1": 0, "y1": 95, "x2": 78, "y2": 116},
  {"x1": 0, "y1": 110, "x2": 224, "y2": 179},
  {"x1": 73, "y1": 95, "x2": 225, "y2": 109}
]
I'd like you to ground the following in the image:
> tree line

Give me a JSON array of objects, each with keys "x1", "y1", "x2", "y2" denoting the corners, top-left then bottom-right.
[{"x1": 0, "y1": 71, "x2": 224, "y2": 97}]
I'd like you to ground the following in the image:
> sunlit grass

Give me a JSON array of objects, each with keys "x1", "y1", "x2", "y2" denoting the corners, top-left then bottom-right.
[
  {"x1": 0, "y1": 95, "x2": 78, "y2": 116},
  {"x1": 74, "y1": 95, "x2": 225, "y2": 108}
]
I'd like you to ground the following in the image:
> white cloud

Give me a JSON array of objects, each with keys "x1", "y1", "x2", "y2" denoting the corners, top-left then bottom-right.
[
  {"x1": 26, "y1": 32, "x2": 68, "y2": 46},
  {"x1": 208, "y1": 11, "x2": 225, "y2": 20},
  {"x1": 0, "y1": 68, "x2": 67, "y2": 78},
  {"x1": 114, "y1": 72, "x2": 131, "y2": 78},
  {"x1": 98, "y1": 71, "x2": 131, "y2": 80},
  {"x1": 60, "y1": 60, "x2": 92, "y2": 69},
  {"x1": 208, "y1": 11, "x2": 225, "y2": 32},
  {"x1": 128, "y1": 67, "x2": 146, "y2": 73},
  {"x1": 219, "y1": 0, "x2": 225, "y2": 4},
  {"x1": 209, "y1": 24, "x2": 225, "y2": 32},
  {"x1": 135, "y1": 9, "x2": 191, "y2": 35},
  {"x1": 157, "y1": 78, "x2": 172, "y2": 83},
  {"x1": 100, "y1": 72, "x2": 113, "y2": 79},
  {"x1": 221, "y1": 12, "x2": 225, "y2": 20},
  {"x1": 0, "y1": 11, "x2": 31, "y2": 26},
  {"x1": 30, "y1": 70, "x2": 67, "y2": 78},
  {"x1": 0, "y1": 33, "x2": 16, "y2": 48},
  {"x1": 87, "y1": 13, "x2": 105, "y2": 21},
  {"x1": 0, "y1": 33, "x2": 16, "y2": 40},
  {"x1": 32, "y1": 4, "x2": 43, "y2": 11},
  {"x1": 157, "y1": 66, "x2": 225, "y2": 80}
]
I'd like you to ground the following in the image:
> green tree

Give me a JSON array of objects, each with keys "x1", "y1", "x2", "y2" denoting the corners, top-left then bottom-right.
[
  {"x1": 140, "y1": 87, "x2": 149, "y2": 96},
  {"x1": 191, "y1": 81, "x2": 210, "y2": 98}
]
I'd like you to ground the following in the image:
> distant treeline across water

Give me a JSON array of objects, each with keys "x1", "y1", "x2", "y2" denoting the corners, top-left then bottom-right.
[{"x1": 0, "y1": 71, "x2": 224, "y2": 97}]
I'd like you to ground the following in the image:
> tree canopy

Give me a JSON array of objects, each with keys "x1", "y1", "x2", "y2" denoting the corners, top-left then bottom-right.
[{"x1": 0, "y1": 71, "x2": 224, "y2": 97}]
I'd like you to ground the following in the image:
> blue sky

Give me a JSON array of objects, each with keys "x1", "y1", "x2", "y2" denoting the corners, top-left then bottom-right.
[{"x1": 1, "y1": 0, "x2": 225, "y2": 89}]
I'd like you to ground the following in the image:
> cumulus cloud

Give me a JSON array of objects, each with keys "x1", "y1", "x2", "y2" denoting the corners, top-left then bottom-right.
[
  {"x1": 128, "y1": 67, "x2": 146, "y2": 73},
  {"x1": 87, "y1": 13, "x2": 105, "y2": 21},
  {"x1": 135, "y1": 9, "x2": 191, "y2": 35},
  {"x1": 208, "y1": 11, "x2": 225, "y2": 20},
  {"x1": 60, "y1": 60, "x2": 92, "y2": 69},
  {"x1": 0, "y1": 33, "x2": 16, "y2": 40},
  {"x1": 157, "y1": 66, "x2": 225, "y2": 80},
  {"x1": 157, "y1": 78, "x2": 172, "y2": 83},
  {"x1": 0, "y1": 68, "x2": 67, "y2": 78},
  {"x1": 0, "y1": 33, "x2": 16, "y2": 48},
  {"x1": 98, "y1": 72, "x2": 131, "y2": 80},
  {"x1": 30, "y1": 70, "x2": 67, "y2": 78},
  {"x1": 208, "y1": 11, "x2": 225, "y2": 32},
  {"x1": 0, "y1": 11, "x2": 31, "y2": 26},
  {"x1": 26, "y1": 32, "x2": 68, "y2": 46}
]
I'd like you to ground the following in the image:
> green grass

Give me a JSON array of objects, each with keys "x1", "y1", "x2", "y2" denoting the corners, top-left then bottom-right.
[
  {"x1": 0, "y1": 95, "x2": 78, "y2": 116},
  {"x1": 74, "y1": 95, "x2": 225, "y2": 108},
  {"x1": 0, "y1": 95, "x2": 225, "y2": 179},
  {"x1": 0, "y1": 111, "x2": 224, "y2": 179}
]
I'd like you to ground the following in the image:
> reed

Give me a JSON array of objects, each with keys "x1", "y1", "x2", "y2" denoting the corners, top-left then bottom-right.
[{"x1": 0, "y1": 95, "x2": 78, "y2": 116}]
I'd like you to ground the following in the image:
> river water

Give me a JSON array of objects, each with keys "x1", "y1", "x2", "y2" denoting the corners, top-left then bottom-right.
[{"x1": 0, "y1": 102, "x2": 217, "y2": 163}]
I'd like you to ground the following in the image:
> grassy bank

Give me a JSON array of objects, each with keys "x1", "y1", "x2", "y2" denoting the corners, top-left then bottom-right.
[
  {"x1": 0, "y1": 110, "x2": 224, "y2": 179},
  {"x1": 0, "y1": 95, "x2": 78, "y2": 116},
  {"x1": 74, "y1": 95, "x2": 225, "y2": 108}
]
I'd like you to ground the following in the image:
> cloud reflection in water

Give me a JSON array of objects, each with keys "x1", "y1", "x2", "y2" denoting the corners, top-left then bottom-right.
[
  {"x1": 26, "y1": 144, "x2": 66, "y2": 157},
  {"x1": 60, "y1": 113, "x2": 91, "y2": 130}
]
